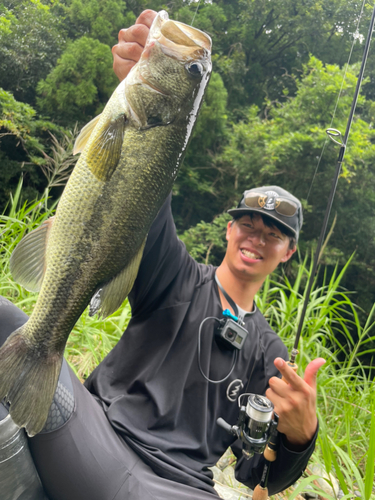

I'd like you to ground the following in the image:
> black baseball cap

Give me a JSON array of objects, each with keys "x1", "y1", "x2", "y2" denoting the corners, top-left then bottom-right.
[{"x1": 228, "y1": 186, "x2": 303, "y2": 241}]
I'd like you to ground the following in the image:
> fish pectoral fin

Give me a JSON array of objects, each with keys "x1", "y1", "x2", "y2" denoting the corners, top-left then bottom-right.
[
  {"x1": 86, "y1": 113, "x2": 127, "y2": 182},
  {"x1": 89, "y1": 238, "x2": 147, "y2": 318},
  {"x1": 73, "y1": 114, "x2": 102, "y2": 155},
  {"x1": 9, "y1": 217, "x2": 55, "y2": 292}
]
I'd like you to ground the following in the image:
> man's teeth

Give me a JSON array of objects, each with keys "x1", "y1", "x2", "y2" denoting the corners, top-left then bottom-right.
[{"x1": 241, "y1": 249, "x2": 262, "y2": 259}]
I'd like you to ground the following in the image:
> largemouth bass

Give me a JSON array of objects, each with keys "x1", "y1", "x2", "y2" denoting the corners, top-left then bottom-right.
[{"x1": 0, "y1": 11, "x2": 212, "y2": 437}]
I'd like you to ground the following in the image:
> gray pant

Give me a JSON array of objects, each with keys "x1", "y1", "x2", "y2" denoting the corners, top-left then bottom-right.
[
  {"x1": 30, "y1": 372, "x2": 220, "y2": 500},
  {"x1": 0, "y1": 298, "x2": 220, "y2": 500}
]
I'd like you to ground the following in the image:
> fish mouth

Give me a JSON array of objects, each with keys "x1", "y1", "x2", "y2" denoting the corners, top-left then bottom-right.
[
  {"x1": 136, "y1": 11, "x2": 212, "y2": 95},
  {"x1": 160, "y1": 18, "x2": 212, "y2": 52},
  {"x1": 149, "y1": 11, "x2": 212, "y2": 58}
]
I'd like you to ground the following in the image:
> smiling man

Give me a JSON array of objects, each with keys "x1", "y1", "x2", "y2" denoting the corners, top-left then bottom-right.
[{"x1": 218, "y1": 186, "x2": 299, "y2": 305}]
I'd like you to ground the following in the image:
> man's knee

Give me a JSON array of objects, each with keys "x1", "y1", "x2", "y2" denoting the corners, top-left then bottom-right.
[
  {"x1": 0, "y1": 296, "x2": 28, "y2": 346},
  {"x1": 40, "y1": 359, "x2": 75, "y2": 434}
]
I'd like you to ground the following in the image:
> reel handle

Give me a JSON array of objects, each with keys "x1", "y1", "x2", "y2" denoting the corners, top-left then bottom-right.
[{"x1": 216, "y1": 417, "x2": 233, "y2": 434}]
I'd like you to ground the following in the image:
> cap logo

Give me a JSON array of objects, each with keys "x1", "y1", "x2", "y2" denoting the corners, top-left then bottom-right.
[{"x1": 261, "y1": 191, "x2": 279, "y2": 211}]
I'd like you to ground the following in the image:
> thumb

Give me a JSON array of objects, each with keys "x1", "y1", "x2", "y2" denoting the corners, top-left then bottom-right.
[{"x1": 304, "y1": 357, "x2": 326, "y2": 388}]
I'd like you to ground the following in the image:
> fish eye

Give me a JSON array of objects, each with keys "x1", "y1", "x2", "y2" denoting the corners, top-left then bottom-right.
[{"x1": 186, "y1": 62, "x2": 204, "y2": 77}]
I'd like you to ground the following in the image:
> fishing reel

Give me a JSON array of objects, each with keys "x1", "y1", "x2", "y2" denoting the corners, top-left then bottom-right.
[{"x1": 217, "y1": 393, "x2": 279, "y2": 460}]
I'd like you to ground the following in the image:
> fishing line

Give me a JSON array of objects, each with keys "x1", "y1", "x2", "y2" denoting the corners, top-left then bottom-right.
[
  {"x1": 291, "y1": 2, "x2": 375, "y2": 364},
  {"x1": 306, "y1": 0, "x2": 367, "y2": 202},
  {"x1": 191, "y1": 0, "x2": 202, "y2": 26}
]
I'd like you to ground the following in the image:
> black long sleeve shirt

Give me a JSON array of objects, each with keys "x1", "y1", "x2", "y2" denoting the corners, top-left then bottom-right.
[{"x1": 85, "y1": 195, "x2": 317, "y2": 495}]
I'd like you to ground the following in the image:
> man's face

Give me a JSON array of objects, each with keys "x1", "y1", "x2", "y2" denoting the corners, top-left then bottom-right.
[{"x1": 224, "y1": 213, "x2": 296, "y2": 284}]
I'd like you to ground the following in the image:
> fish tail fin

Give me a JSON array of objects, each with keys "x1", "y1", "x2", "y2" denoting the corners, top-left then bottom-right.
[{"x1": 0, "y1": 325, "x2": 63, "y2": 437}]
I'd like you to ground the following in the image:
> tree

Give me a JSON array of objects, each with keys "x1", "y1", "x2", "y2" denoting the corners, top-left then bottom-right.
[
  {"x1": 52, "y1": 0, "x2": 135, "y2": 46},
  {"x1": 0, "y1": 88, "x2": 60, "y2": 207},
  {"x1": 172, "y1": 71, "x2": 229, "y2": 228},
  {"x1": 0, "y1": 0, "x2": 65, "y2": 106},
  {"x1": 167, "y1": 0, "x2": 373, "y2": 115},
  {"x1": 37, "y1": 36, "x2": 118, "y2": 125}
]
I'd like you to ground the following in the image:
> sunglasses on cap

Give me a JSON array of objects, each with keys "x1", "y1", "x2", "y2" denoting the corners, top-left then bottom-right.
[{"x1": 243, "y1": 192, "x2": 298, "y2": 217}]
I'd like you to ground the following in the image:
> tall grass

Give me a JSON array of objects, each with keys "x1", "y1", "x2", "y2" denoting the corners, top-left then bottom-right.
[
  {"x1": 259, "y1": 262, "x2": 375, "y2": 499},
  {"x1": 0, "y1": 186, "x2": 374, "y2": 498}
]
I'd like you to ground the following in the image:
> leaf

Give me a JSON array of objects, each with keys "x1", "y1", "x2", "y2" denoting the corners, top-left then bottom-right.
[{"x1": 364, "y1": 395, "x2": 375, "y2": 500}]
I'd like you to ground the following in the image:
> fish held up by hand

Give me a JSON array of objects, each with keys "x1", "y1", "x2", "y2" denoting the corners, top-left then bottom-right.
[{"x1": 0, "y1": 11, "x2": 212, "y2": 437}]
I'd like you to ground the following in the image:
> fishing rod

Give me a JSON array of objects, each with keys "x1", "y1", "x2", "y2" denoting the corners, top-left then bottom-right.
[
  {"x1": 290, "y1": 2, "x2": 375, "y2": 368},
  {"x1": 217, "y1": 5, "x2": 375, "y2": 500}
]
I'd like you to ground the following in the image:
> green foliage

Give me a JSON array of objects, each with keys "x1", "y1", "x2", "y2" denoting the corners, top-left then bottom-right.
[
  {"x1": 37, "y1": 36, "x2": 118, "y2": 124},
  {"x1": 38, "y1": 129, "x2": 78, "y2": 192},
  {"x1": 0, "y1": 88, "x2": 62, "y2": 207},
  {"x1": 53, "y1": 0, "x2": 135, "y2": 46},
  {"x1": 191, "y1": 72, "x2": 228, "y2": 153},
  {"x1": 257, "y1": 260, "x2": 375, "y2": 498},
  {"x1": 219, "y1": 57, "x2": 368, "y2": 196},
  {"x1": 180, "y1": 212, "x2": 231, "y2": 266},
  {"x1": 0, "y1": 87, "x2": 39, "y2": 143},
  {"x1": 0, "y1": 0, "x2": 65, "y2": 105},
  {"x1": 1, "y1": 0, "x2": 375, "y2": 312},
  {"x1": 187, "y1": 0, "x2": 369, "y2": 112},
  {"x1": 210, "y1": 56, "x2": 375, "y2": 308},
  {"x1": 173, "y1": 71, "x2": 229, "y2": 227}
]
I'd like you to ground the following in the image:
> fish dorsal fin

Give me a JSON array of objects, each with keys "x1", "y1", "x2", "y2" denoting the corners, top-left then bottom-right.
[
  {"x1": 89, "y1": 237, "x2": 146, "y2": 318},
  {"x1": 73, "y1": 114, "x2": 102, "y2": 155},
  {"x1": 9, "y1": 217, "x2": 55, "y2": 292},
  {"x1": 85, "y1": 113, "x2": 127, "y2": 182}
]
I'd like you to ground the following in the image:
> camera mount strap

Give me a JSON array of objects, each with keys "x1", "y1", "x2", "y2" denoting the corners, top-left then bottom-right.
[
  {"x1": 215, "y1": 274, "x2": 256, "y2": 325},
  {"x1": 215, "y1": 274, "x2": 239, "y2": 318}
]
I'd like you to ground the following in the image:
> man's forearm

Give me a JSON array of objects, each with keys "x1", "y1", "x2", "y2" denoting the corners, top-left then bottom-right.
[{"x1": 233, "y1": 424, "x2": 318, "y2": 495}]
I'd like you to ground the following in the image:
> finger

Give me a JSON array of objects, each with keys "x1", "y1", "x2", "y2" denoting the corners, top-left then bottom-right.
[
  {"x1": 113, "y1": 24, "x2": 149, "y2": 82},
  {"x1": 117, "y1": 24, "x2": 150, "y2": 48},
  {"x1": 274, "y1": 357, "x2": 306, "y2": 391},
  {"x1": 112, "y1": 53, "x2": 136, "y2": 82},
  {"x1": 303, "y1": 358, "x2": 326, "y2": 389},
  {"x1": 265, "y1": 386, "x2": 287, "y2": 407},
  {"x1": 113, "y1": 38, "x2": 144, "y2": 63},
  {"x1": 267, "y1": 376, "x2": 290, "y2": 398},
  {"x1": 135, "y1": 9, "x2": 157, "y2": 28},
  {"x1": 112, "y1": 10, "x2": 157, "y2": 83}
]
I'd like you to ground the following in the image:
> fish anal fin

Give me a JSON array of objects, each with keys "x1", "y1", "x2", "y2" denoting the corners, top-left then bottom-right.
[
  {"x1": 89, "y1": 238, "x2": 146, "y2": 318},
  {"x1": 9, "y1": 217, "x2": 55, "y2": 292},
  {"x1": 73, "y1": 114, "x2": 102, "y2": 155},
  {"x1": 86, "y1": 114, "x2": 127, "y2": 182}
]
